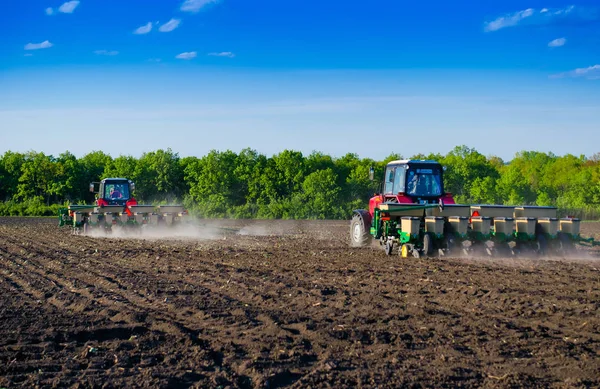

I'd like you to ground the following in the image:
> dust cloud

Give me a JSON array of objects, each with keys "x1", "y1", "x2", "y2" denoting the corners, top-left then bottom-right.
[{"x1": 81, "y1": 218, "x2": 303, "y2": 241}]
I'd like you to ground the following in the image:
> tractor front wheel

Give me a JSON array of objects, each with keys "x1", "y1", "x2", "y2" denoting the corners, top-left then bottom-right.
[{"x1": 350, "y1": 213, "x2": 371, "y2": 247}]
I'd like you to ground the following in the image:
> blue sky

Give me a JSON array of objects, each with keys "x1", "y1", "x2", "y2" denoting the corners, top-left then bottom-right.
[{"x1": 1, "y1": 0, "x2": 599, "y2": 161}]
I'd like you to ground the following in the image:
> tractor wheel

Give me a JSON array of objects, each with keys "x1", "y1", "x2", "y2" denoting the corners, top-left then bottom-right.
[
  {"x1": 422, "y1": 233, "x2": 433, "y2": 257},
  {"x1": 350, "y1": 213, "x2": 371, "y2": 247}
]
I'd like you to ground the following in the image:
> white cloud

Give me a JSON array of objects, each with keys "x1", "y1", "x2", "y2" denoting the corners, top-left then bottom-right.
[
  {"x1": 555, "y1": 5, "x2": 575, "y2": 15},
  {"x1": 159, "y1": 19, "x2": 181, "y2": 32},
  {"x1": 484, "y1": 8, "x2": 535, "y2": 32},
  {"x1": 180, "y1": 0, "x2": 219, "y2": 13},
  {"x1": 94, "y1": 50, "x2": 119, "y2": 56},
  {"x1": 134, "y1": 22, "x2": 153, "y2": 35},
  {"x1": 208, "y1": 51, "x2": 235, "y2": 58},
  {"x1": 45, "y1": 7, "x2": 54, "y2": 15},
  {"x1": 24, "y1": 41, "x2": 53, "y2": 50},
  {"x1": 548, "y1": 37, "x2": 566, "y2": 47},
  {"x1": 58, "y1": 1, "x2": 80, "y2": 14},
  {"x1": 176, "y1": 51, "x2": 197, "y2": 60},
  {"x1": 484, "y1": 6, "x2": 593, "y2": 32},
  {"x1": 550, "y1": 65, "x2": 600, "y2": 80}
]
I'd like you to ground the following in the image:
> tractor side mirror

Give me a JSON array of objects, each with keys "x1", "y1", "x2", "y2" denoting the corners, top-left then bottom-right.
[
  {"x1": 130, "y1": 182, "x2": 136, "y2": 192},
  {"x1": 369, "y1": 167, "x2": 374, "y2": 181},
  {"x1": 89, "y1": 183, "x2": 95, "y2": 193}
]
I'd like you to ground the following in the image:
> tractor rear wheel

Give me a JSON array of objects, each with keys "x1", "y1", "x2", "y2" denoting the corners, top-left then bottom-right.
[{"x1": 350, "y1": 213, "x2": 371, "y2": 247}]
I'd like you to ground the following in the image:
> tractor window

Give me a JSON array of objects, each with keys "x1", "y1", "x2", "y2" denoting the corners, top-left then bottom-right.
[
  {"x1": 105, "y1": 183, "x2": 130, "y2": 200},
  {"x1": 392, "y1": 166, "x2": 406, "y2": 193},
  {"x1": 406, "y1": 168, "x2": 442, "y2": 197},
  {"x1": 384, "y1": 167, "x2": 395, "y2": 194},
  {"x1": 119, "y1": 185, "x2": 130, "y2": 199}
]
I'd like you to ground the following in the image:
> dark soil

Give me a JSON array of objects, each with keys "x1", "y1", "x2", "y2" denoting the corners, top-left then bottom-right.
[{"x1": 1, "y1": 217, "x2": 600, "y2": 388}]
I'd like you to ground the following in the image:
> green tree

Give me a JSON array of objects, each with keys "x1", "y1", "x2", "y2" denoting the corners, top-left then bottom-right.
[
  {"x1": 344, "y1": 158, "x2": 379, "y2": 212},
  {"x1": 0, "y1": 151, "x2": 25, "y2": 201},
  {"x1": 442, "y1": 145, "x2": 500, "y2": 203},
  {"x1": 305, "y1": 151, "x2": 335, "y2": 174},
  {"x1": 185, "y1": 149, "x2": 241, "y2": 217},
  {"x1": 134, "y1": 148, "x2": 185, "y2": 202},
  {"x1": 469, "y1": 176, "x2": 500, "y2": 204},
  {"x1": 302, "y1": 168, "x2": 342, "y2": 219},
  {"x1": 51, "y1": 151, "x2": 82, "y2": 202},
  {"x1": 16, "y1": 151, "x2": 58, "y2": 204},
  {"x1": 103, "y1": 155, "x2": 138, "y2": 181},
  {"x1": 272, "y1": 149, "x2": 306, "y2": 198},
  {"x1": 80, "y1": 151, "x2": 113, "y2": 203},
  {"x1": 234, "y1": 148, "x2": 268, "y2": 209}
]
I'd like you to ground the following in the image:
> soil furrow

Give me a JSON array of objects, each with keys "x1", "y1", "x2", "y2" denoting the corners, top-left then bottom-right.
[{"x1": 1, "y1": 217, "x2": 600, "y2": 388}]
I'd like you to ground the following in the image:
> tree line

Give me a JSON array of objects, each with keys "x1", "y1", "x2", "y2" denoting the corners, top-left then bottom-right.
[{"x1": 1, "y1": 145, "x2": 599, "y2": 219}]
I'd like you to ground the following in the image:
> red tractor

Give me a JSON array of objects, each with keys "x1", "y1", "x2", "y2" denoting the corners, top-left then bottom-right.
[
  {"x1": 92, "y1": 178, "x2": 139, "y2": 216},
  {"x1": 59, "y1": 178, "x2": 188, "y2": 234},
  {"x1": 351, "y1": 159, "x2": 465, "y2": 257},
  {"x1": 350, "y1": 159, "x2": 593, "y2": 258}
]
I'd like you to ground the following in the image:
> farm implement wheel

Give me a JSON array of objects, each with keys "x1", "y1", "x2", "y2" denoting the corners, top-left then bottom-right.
[
  {"x1": 350, "y1": 213, "x2": 371, "y2": 247},
  {"x1": 385, "y1": 240, "x2": 394, "y2": 256},
  {"x1": 401, "y1": 244, "x2": 409, "y2": 258},
  {"x1": 536, "y1": 234, "x2": 548, "y2": 255},
  {"x1": 422, "y1": 233, "x2": 433, "y2": 257},
  {"x1": 484, "y1": 240, "x2": 496, "y2": 256},
  {"x1": 557, "y1": 233, "x2": 575, "y2": 256}
]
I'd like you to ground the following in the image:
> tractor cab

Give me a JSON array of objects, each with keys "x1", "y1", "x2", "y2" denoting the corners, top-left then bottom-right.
[
  {"x1": 384, "y1": 160, "x2": 444, "y2": 203},
  {"x1": 371, "y1": 160, "x2": 455, "y2": 210},
  {"x1": 90, "y1": 178, "x2": 138, "y2": 207}
]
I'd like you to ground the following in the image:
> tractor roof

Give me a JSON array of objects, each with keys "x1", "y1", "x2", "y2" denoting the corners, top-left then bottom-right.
[
  {"x1": 386, "y1": 159, "x2": 441, "y2": 166},
  {"x1": 101, "y1": 178, "x2": 130, "y2": 182}
]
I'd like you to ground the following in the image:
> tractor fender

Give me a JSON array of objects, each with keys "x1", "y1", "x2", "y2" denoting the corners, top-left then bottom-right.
[{"x1": 352, "y1": 209, "x2": 372, "y2": 228}]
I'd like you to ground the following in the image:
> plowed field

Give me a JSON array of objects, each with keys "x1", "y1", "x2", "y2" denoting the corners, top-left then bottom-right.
[{"x1": 1, "y1": 217, "x2": 600, "y2": 388}]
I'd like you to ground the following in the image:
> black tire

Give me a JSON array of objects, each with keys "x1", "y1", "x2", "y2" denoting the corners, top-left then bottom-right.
[
  {"x1": 350, "y1": 213, "x2": 371, "y2": 247},
  {"x1": 422, "y1": 233, "x2": 433, "y2": 256}
]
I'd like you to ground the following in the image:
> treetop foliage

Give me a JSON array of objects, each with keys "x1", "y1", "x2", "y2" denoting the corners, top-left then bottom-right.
[{"x1": 1, "y1": 145, "x2": 600, "y2": 219}]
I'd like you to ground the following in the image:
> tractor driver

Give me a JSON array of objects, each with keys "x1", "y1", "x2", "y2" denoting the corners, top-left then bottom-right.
[
  {"x1": 110, "y1": 186, "x2": 122, "y2": 199},
  {"x1": 407, "y1": 172, "x2": 419, "y2": 194}
]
